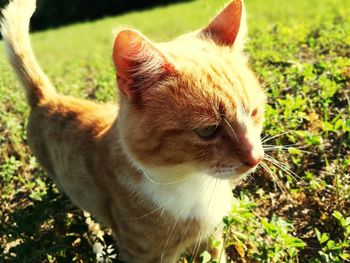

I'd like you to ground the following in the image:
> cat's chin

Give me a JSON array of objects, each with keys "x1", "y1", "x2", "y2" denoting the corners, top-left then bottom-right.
[{"x1": 209, "y1": 165, "x2": 256, "y2": 182}]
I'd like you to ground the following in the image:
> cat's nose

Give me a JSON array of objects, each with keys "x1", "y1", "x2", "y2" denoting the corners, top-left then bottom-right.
[{"x1": 238, "y1": 148, "x2": 264, "y2": 168}]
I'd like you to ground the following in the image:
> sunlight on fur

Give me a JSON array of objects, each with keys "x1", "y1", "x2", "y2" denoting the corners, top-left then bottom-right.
[{"x1": 1, "y1": 0, "x2": 266, "y2": 262}]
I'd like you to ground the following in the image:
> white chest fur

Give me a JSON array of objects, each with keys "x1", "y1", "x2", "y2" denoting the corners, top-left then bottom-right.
[{"x1": 139, "y1": 172, "x2": 233, "y2": 232}]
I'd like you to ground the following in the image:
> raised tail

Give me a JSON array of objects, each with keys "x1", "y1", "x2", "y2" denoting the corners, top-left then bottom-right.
[{"x1": 1, "y1": 0, "x2": 57, "y2": 107}]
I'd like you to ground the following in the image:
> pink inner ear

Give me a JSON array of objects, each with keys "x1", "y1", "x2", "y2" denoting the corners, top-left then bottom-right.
[
  {"x1": 113, "y1": 30, "x2": 175, "y2": 98},
  {"x1": 203, "y1": 0, "x2": 242, "y2": 46},
  {"x1": 113, "y1": 30, "x2": 144, "y2": 81}
]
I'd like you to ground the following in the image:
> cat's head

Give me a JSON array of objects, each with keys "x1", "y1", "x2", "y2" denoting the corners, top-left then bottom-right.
[{"x1": 113, "y1": 0, "x2": 265, "y2": 184}]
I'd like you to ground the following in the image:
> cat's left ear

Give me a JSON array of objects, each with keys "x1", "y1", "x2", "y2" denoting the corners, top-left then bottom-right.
[
  {"x1": 201, "y1": 0, "x2": 247, "y2": 48},
  {"x1": 113, "y1": 29, "x2": 176, "y2": 100}
]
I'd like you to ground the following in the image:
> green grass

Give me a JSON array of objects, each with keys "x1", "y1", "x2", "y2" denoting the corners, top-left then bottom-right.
[{"x1": 1, "y1": 0, "x2": 349, "y2": 262}]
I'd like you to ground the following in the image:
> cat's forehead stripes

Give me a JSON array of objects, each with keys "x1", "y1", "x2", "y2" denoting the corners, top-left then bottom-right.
[
  {"x1": 201, "y1": 64, "x2": 259, "y2": 122},
  {"x1": 162, "y1": 38, "x2": 262, "y2": 111}
]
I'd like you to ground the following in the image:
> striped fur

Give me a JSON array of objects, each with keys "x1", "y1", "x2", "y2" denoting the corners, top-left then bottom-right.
[{"x1": 1, "y1": 0, "x2": 265, "y2": 262}]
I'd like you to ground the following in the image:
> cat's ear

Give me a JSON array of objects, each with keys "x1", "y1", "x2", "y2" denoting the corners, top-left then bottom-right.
[
  {"x1": 201, "y1": 0, "x2": 246, "y2": 47},
  {"x1": 113, "y1": 29, "x2": 176, "y2": 99}
]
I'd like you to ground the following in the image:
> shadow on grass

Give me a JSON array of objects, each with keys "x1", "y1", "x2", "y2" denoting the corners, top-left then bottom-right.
[{"x1": 0, "y1": 182, "x2": 97, "y2": 262}]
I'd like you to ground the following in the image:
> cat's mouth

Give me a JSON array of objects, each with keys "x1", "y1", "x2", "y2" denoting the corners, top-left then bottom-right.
[{"x1": 210, "y1": 165, "x2": 257, "y2": 181}]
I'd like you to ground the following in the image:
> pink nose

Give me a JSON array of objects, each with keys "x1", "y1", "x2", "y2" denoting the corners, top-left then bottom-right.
[{"x1": 239, "y1": 149, "x2": 264, "y2": 168}]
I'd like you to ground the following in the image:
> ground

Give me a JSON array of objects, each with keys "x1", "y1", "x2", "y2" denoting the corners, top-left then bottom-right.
[{"x1": 0, "y1": 0, "x2": 349, "y2": 262}]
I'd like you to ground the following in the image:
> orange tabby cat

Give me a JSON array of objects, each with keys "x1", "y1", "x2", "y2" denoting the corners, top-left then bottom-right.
[{"x1": 1, "y1": 0, "x2": 265, "y2": 262}]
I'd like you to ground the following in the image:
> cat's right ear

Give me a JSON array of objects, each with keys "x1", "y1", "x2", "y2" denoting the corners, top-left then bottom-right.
[
  {"x1": 201, "y1": 0, "x2": 247, "y2": 48},
  {"x1": 113, "y1": 30, "x2": 176, "y2": 99}
]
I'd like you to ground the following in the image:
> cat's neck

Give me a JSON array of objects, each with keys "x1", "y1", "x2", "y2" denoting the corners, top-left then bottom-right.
[{"x1": 109, "y1": 120, "x2": 233, "y2": 229}]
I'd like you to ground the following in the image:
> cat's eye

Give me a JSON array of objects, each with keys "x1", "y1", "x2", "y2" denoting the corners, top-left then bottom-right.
[{"x1": 194, "y1": 125, "x2": 218, "y2": 139}]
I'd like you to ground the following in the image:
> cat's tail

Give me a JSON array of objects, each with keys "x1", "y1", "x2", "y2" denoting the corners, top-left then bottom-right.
[{"x1": 1, "y1": 0, "x2": 57, "y2": 107}]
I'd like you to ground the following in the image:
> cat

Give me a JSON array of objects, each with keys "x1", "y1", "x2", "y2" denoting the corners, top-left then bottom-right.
[{"x1": 1, "y1": 0, "x2": 265, "y2": 262}]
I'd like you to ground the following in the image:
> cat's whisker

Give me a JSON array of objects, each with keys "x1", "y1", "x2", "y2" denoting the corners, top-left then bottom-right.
[
  {"x1": 263, "y1": 142, "x2": 302, "y2": 148},
  {"x1": 141, "y1": 170, "x2": 193, "y2": 185},
  {"x1": 209, "y1": 179, "x2": 227, "y2": 262},
  {"x1": 120, "y1": 203, "x2": 167, "y2": 221},
  {"x1": 222, "y1": 116, "x2": 239, "y2": 141},
  {"x1": 177, "y1": 218, "x2": 195, "y2": 259},
  {"x1": 219, "y1": 230, "x2": 228, "y2": 263},
  {"x1": 161, "y1": 216, "x2": 181, "y2": 263},
  {"x1": 242, "y1": 173, "x2": 255, "y2": 185},
  {"x1": 141, "y1": 165, "x2": 215, "y2": 186},
  {"x1": 204, "y1": 234, "x2": 211, "y2": 257},
  {"x1": 199, "y1": 178, "x2": 219, "y2": 256},
  {"x1": 261, "y1": 131, "x2": 293, "y2": 144},
  {"x1": 120, "y1": 194, "x2": 173, "y2": 221},
  {"x1": 260, "y1": 80, "x2": 279, "y2": 90},
  {"x1": 259, "y1": 161, "x2": 290, "y2": 196},
  {"x1": 268, "y1": 148, "x2": 314, "y2": 155},
  {"x1": 190, "y1": 178, "x2": 218, "y2": 260},
  {"x1": 191, "y1": 227, "x2": 204, "y2": 261},
  {"x1": 257, "y1": 71, "x2": 281, "y2": 88},
  {"x1": 261, "y1": 133, "x2": 271, "y2": 142},
  {"x1": 263, "y1": 145, "x2": 314, "y2": 155},
  {"x1": 160, "y1": 206, "x2": 167, "y2": 217},
  {"x1": 264, "y1": 154, "x2": 306, "y2": 184}
]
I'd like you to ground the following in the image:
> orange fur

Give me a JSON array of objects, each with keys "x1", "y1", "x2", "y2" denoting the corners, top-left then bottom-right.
[{"x1": 1, "y1": 0, "x2": 265, "y2": 262}]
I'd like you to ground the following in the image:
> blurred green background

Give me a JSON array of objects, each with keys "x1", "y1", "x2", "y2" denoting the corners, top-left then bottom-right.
[{"x1": 0, "y1": 0, "x2": 193, "y2": 31}]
